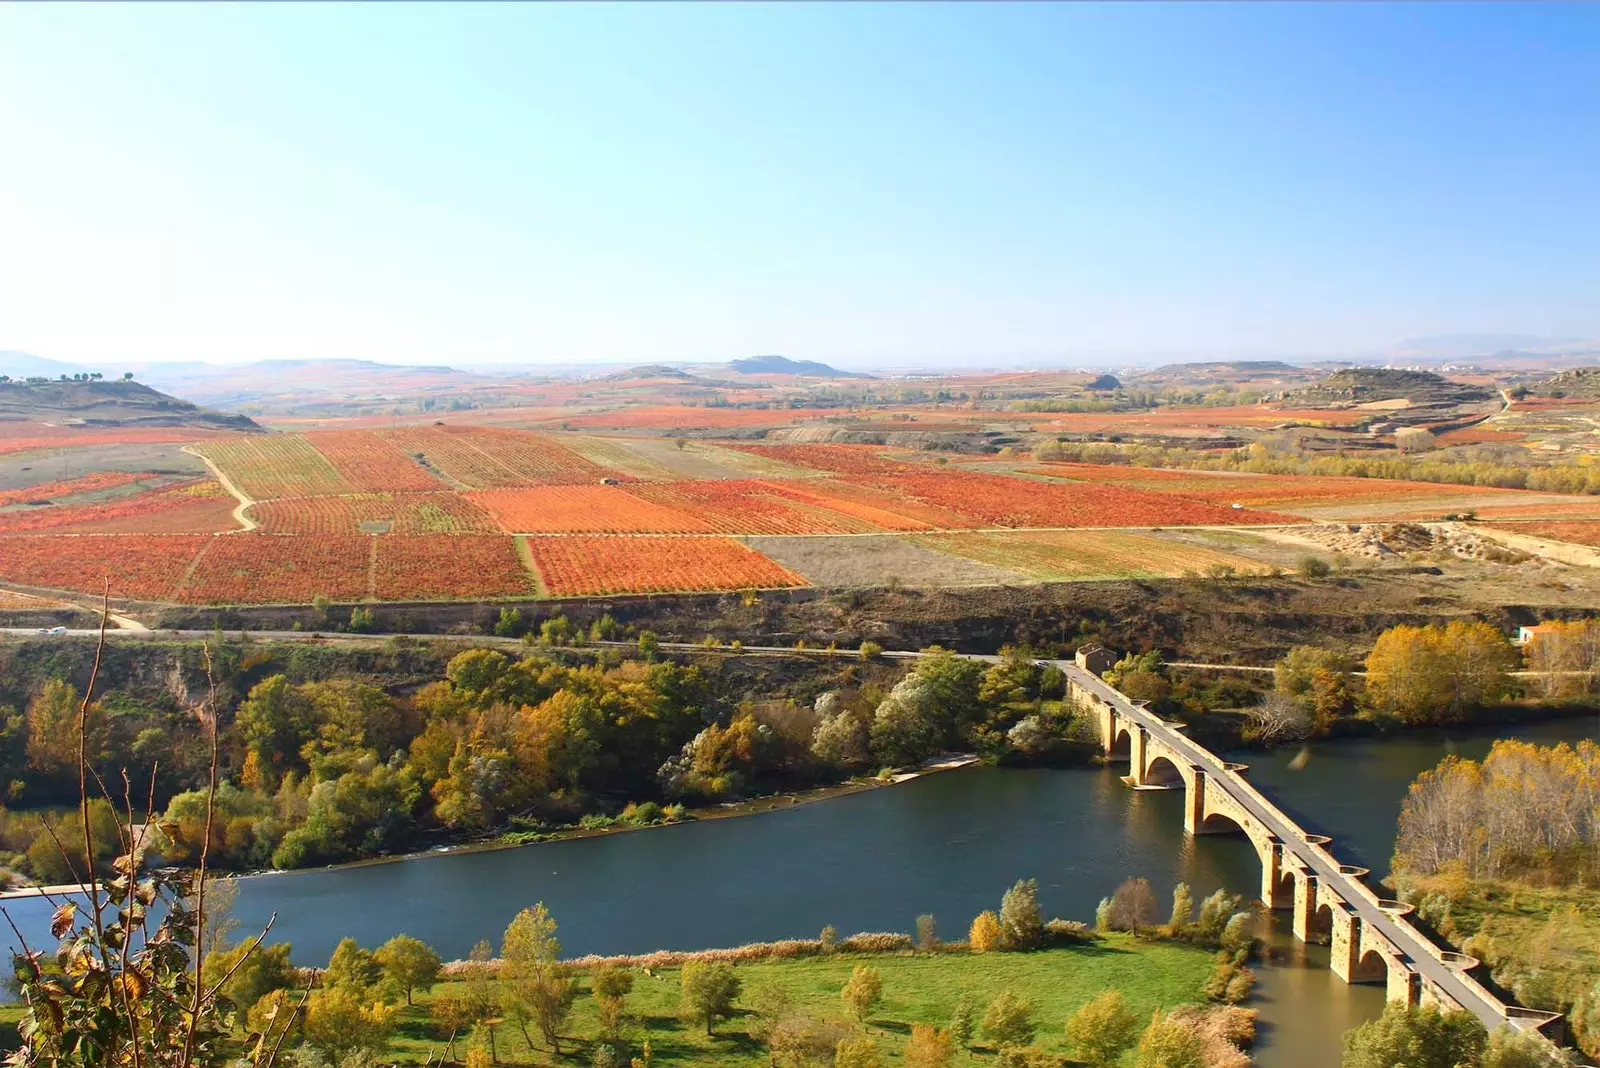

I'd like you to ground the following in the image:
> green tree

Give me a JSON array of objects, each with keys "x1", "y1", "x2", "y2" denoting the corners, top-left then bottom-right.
[
  {"x1": 591, "y1": 964, "x2": 635, "y2": 1041},
  {"x1": 981, "y1": 990, "x2": 1036, "y2": 1048},
  {"x1": 1340, "y1": 1003, "x2": 1488, "y2": 1068},
  {"x1": 1481, "y1": 1027, "x2": 1580, "y2": 1068},
  {"x1": 680, "y1": 960, "x2": 742, "y2": 1035},
  {"x1": 841, "y1": 964, "x2": 882, "y2": 1024},
  {"x1": 1064, "y1": 990, "x2": 1140, "y2": 1067},
  {"x1": 915, "y1": 914, "x2": 938, "y2": 952},
  {"x1": 503, "y1": 902, "x2": 576, "y2": 1053},
  {"x1": 998, "y1": 878, "x2": 1043, "y2": 950},
  {"x1": 324, "y1": 937, "x2": 382, "y2": 996},
  {"x1": 201, "y1": 940, "x2": 295, "y2": 1015},
  {"x1": 949, "y1": 994, "x2": 977, "y2": 1051},
  {"x1": 25, "y1": 679, "x2": 108, "y2": 780},
  {"x1": 374, "y1": 933, "x2": 441, "y2": 1006}
]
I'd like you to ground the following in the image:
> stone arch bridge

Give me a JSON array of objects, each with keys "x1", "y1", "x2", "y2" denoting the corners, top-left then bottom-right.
[{"x1": 1056, "y1": 660, "x2": 1565, "y2": 1043}]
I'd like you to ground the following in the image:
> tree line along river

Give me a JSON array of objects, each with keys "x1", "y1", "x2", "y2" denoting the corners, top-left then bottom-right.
[{"x1": 4, "y1": 715, "x2": 1597, "y2": 1064}]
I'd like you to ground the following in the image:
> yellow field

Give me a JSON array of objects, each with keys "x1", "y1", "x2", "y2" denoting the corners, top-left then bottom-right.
[{"x1": 911, "y1": 529, "x2": 1275, "y2": 580}]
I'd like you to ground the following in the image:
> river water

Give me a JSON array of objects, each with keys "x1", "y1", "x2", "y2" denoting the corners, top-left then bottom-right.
[{"x1": 4, "y1": 714, "x2": 1596, "y2": 1062}]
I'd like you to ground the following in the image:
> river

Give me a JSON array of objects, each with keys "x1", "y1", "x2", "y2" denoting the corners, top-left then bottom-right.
[{"x1": 4, "y1": 714, "x2": 1596, "y2": 1062}]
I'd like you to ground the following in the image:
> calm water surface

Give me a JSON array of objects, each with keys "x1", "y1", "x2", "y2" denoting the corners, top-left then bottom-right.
[{"x1": 5, "y1": 714, "x2": 1595, "y2": 1063}]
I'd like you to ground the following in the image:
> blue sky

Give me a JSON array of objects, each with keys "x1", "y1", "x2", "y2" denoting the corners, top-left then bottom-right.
[{"x1": 1, "y1": 3, "x2": 1595, "y2": 368}]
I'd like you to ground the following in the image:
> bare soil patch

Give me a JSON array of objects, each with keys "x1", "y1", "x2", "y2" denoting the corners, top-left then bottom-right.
[{"x1": 742, "y1": 534, "x2": 1026, "y2": 588}]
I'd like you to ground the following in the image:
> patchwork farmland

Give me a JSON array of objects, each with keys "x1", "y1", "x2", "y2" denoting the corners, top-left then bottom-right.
[{"x1": 3, "y1": 423, "x2": 1598, "y2": 606}]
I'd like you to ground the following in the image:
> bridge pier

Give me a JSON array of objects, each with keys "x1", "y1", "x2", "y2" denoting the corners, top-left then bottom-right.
[
  {"x1": 1260, "y1": 838, "x2": 1292, "y2": 911},
  {"x1": 1129, "y1": 727, "x2": 1149, "y2": 785},
  {"x1": 1292, "y1": 871, "x2": 1322, "y2": 942}
]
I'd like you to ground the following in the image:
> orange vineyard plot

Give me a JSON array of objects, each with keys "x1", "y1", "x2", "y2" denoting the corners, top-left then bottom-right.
[
  {"x1": 1026, "y1": 464, "x2": 1511, "y2": 509},
  {"x1": 758, "y1": 481, "x2": 936, "y2": 531},
  {"x1": 0, "y1": 535, "x2": 208, "y2": 600},
  {"x1": 525, "y1": 536, "x2": 808, "y2": 596},
  {"x1": 305, "y1": 430, "x2": 446, "y2": 491},
  {"x1": 249, "y1": 492, "x2": 500, "y2": 535},
  {"x1": 0, "y1": 480, "x2": 239, "y2": 535},
  {"x1": 179, "y1": 534, "x2": 369, "y2": 604},
  {"x1": 725, "y1": 443, "x2": 918, "y2": 477},
  {"x1": 622, "y1": 480, "x2": 878, "y2": 534},
  {"x1": 0, "y1": 424, "x2": 223, "y2": 456},
  {"x1": 194, "y1": 435, "x2": 352, "y2": 498},
  {"x1": 469, "y1": 485, "x2": 713, "y2": 533},
  {"x1": 854, "y1": 470, "x2": 1295, "y2": 527},
  {"x1": 373, "y1": 536, "x2": 536, "y2": 600}
]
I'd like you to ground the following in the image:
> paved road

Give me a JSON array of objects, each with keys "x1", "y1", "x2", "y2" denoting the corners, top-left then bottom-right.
[{"x1": 1060, "y1": 660, "x2": 1518, "y2": 1032}]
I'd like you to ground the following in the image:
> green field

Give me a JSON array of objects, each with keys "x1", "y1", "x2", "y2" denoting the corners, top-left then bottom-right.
[
  {"x1": 387, "y1": 937, "x2": 1215, "y2": 1065},
  {"x1": 0, "y1": 936, "x2": 1216, "y2": 1063}
]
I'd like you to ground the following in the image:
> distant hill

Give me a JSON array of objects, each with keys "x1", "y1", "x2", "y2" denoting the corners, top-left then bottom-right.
[
  {"x1": 1290, "y1": 368, "x2": 1494, "y2": 406},
  {"x1": 0, "y1": 379, "x2": 260, "y2": 432},
  {"x1": 0, "y1": 351, "x2": 99, "y2": 379},
  {"x1": 605, "y1": 364, "x2": 696, "y2": 381},
  {"x1": 1152, "y1": 360, "x2": 1297, "y2": 374},
  {"x1": 1538, "y1": 367, "x2": 1600, "y2": 398},
  {"x1": 1085, "y1": 374, "x2": 1122, "y2": 391},
  {"x1": 1391, "y1": 334, "x2": 1594, "y2": 360},
  {"x1": 729, "y1": 355, "x2": 870, "y2": 379}
]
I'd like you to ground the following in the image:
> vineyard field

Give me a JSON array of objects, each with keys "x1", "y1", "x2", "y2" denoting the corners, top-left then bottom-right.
[
  {"x1": 0, "y1": 480, "x2": 238, "y2": 535},
  {"x1": 372, "y1": 426, "x2": 609, "y2": 488},
  {"x1": 373, "y1": 536, "x2": 536, "y2": 600},
  {"x1": 305, "y1": 430, "x2": 446, "y2": 491},
  {"x1": 248, "y1": 492, "x2": 500, "y2": 535},
  {"x1": 524, "y1": 536, "x2": 808, "y2": 596},
  {"x1": 179, "y1": 534, "x2": 371, "y2": 604},
  {"x1": 469, "y1": 485, "x2": 714, "y2": 533},
  {"x1": 194, "y1": 436, "x2": 351, "y2": 498},
  {"x1": 0, "y1": 534, "x2": 209, "y2": 600}
]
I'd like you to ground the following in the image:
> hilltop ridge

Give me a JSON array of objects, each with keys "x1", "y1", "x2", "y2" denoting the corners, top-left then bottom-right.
[{"x1": 0, "y1": 378, "x2": 259, "y2": 432}]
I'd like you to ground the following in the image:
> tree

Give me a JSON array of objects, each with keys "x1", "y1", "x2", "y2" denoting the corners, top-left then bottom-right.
[
  {"x1": 324, "y1": 937, "x2": 383, "y2": 997},
  {"x1": 981, "y1": 990, "x2": 1036, "y2": 1048},
  {"x1": 1481, "y1": 1027, "x2": 1581, "y2": 1068},
  {"x1": 904, "y1": 1025, "x2": 953, "y2": 1068},
  {"x1": 681, "y1": 960, "x2": 742, "y2": 1035},
  {"x1": 841, "y1": 964, "x2": 882, "y2": 1024},
  {"x1": 949, "y1": 994, "x2": 977, "y2": 1051},
  {"x1": 969, "y1": 910, "x2": 1002, "y2": 952},
  {"x1": 998, "y1": 878, "x2": 1043, "y2": 950},
  {"x1": 1243, "y1": 692, "x2": 1312, "y2": 744},
  {"x1": 26, "y1": 679, "x2": 107, "y2": 779},
  {"x1": 1364, "y1": 622, "x2": 1517, "y2": 724},
  {"x1": 870, "y1": 675, "x2": 945, "y2": 765},
  {"x1": 591, "y1": 963, "x2": 635, "y2": 1041},
  {"x1": 834, "y1": 1034, "x2": 880, "y2": 1068},
  {"x1": 202, "y1": 940, "x2": 295, "y2": 1015},
  {"x1": 374, "y1": 934, "x2": 441, "y2": 1006},
  {"x1": 1134, "y1": 1011, "x2": 1205, "y2": 1068},
  {"x1": 302, "y1": 988, "x2": 398, "y2": 1060},
  {"x1": 1108, "y1": 877, "x2": 1156, "y2": 933},
  {"x1": 915, "y1": 914, "x2": 939, "y2": 952},
  {"x1": 1065, "y1": 990, "x2": 1140, "y2": 1067},
  {"x1": 1195, "y1": 889, "x2": 1242, "y2": 942},
  {"x1": 1169, "y1": 882, "x2": 1194, "y2": 931},
  {"x1": 503, "y1": 903, "x2": 576, "y2": 1052},
  {"x1": 1340, "y1": 1003, "x2": 1488, "y2": 1068}
]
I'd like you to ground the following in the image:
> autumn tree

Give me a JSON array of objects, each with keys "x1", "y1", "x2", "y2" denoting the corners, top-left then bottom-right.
[
  {"x1": 374, "y1": 933, "x2": 441, "y2": 1006},
  {"x1": 969, "y1": 911, "x2": 1002, "y2": 952},
  {"x1": 1065, "y1": 990, "x2": 1140, "y2": 1067},
  {"x1": 1108, "y1": 877, "x2": 1156, "y2": 933},
  {"x1": 681, "y1": 960, "x2": 742, "y2": 1035},
  {"x1": 1523, "y1": 620, "x2": 1600, "y2": 701},
  {"x1": 303, "y1": 988, "x2": 398, "y2": 1060},
  {"x1": 841, "y1": 964, "x2": 882, "y2": 1024},
  {"x1": 503, "y1": 903, "x2": 576, "y2": 1052},
  {"x1": 1364, "y1": 622, "x2": 1517, "y2": 724},
  {"x1": 25, "y1": 679, "x2": 107, "y2": 780},
  {"x1": 949, "y1": 994, "x2": 977, "y2": 1051},
  {"x1": 981, "y1": 990, "x2": 1036, "y2": 1049},
  {"x1": 904, "y1": 1025, "x2": 954, "y2": 1068},
  {"x1": 1168, "y1": 882, "x2": 1194, "y2": 931},
  {"x1": 1134, "y1": 1011, "x2": 1206, "y2": 1068},
  {"x1": 834, "y1": 1034, "x2": 880, "y2": 1068}
]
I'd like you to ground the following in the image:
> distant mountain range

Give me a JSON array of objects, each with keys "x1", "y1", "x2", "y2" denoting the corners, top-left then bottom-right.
[{"x1": 727, "y1": 354, "x2": 870, "y2": 378}]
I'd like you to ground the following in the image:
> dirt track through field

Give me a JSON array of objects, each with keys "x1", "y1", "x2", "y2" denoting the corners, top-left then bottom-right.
[{"x1": 182, "y1": 445, "x2": 257, "y2": 532}]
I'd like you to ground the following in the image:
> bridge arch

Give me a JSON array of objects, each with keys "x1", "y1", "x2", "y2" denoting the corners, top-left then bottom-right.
[
  {"x1": 1306, "y1": 899, "x2": 1334, "y2": 943},
  {"x1": 1108, "y1": 721, "x2": 1134, "y2": 762},
  {"x1": 1352, "y1": 947, "x2": 1390, "y2": 985},
  {"x1": 1143, "y1": 753, "x2": 1187, "y2": 788}
]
